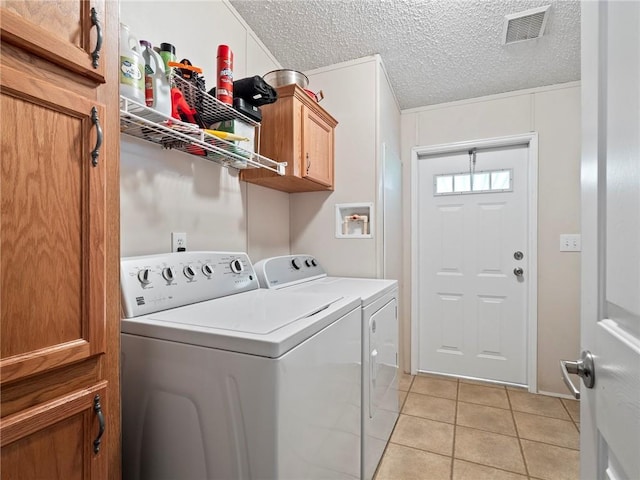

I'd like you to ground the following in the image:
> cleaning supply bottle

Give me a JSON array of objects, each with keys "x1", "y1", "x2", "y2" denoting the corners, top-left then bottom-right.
[
  {"x1": 139, "y1": 40, "x2": 171, "y2": 116},
  {"x1": 159, "y1": 43, "x2": 177, "y2": 80},
  {"x1": 216, "y1": 45, "x2": 234, "y2": 105},
  {"x1": 119, "y1": 23, "x2": 144, "y2": 104},
  {"x1": 140, "y1": 40, "x2": 155, "y2": 107}
]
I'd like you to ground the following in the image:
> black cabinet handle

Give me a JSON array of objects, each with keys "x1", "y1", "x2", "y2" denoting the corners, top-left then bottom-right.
[
  {"x1": 93, "y1": 394, "x2": 105, "y2": 454},
  {"x1": 306, "y1": 153, "x2": 311, "y2": 174},
  {"x1": 91, "y1": 106, "x2": 102, "y2": 167},
  {"x1": 90, "y1": 7, "x2": 103, "y2": 69}
]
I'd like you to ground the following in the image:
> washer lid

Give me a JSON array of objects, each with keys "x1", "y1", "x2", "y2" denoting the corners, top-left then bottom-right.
[
  {"x1": 121, "y1": 289, "x2": 360, "y2": 358},
  {"x1": 288, "y1": 277, "x2": 398, "y2": 306}
]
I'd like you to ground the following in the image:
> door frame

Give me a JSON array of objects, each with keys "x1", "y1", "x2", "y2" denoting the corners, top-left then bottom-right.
[{"x1": 410, "y1": 133, "x2": 539, "y2": 392}]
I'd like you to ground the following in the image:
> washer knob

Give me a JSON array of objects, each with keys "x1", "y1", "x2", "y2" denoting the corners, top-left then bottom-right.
[
  {"x1": 305, "y1": 259, "x2": 312, "y2": 267},
  {"x1": 291, "y1": 258, "x2": 301, "y2": 270},
  {"x1": 183, "y1": 265, "x2": 196, "y2": 280},
  {"x1": 311, "y1": 258, "x2": 317, "y2": 267},
  {"x1": 202, "y1": 263, "x2": 214, "y2": 277},
  {"x1": 230, "y1": 259, "x2": 244, "y2": 274},
  {"x1": 162, "y1": 267, "x2": 175, "y2": 282},
  {"x1": 137, "y1": 269, "x2": 151, "y2": 285}
]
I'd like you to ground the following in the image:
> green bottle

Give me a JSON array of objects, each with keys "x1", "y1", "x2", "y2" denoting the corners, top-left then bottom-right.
[{"x1": 159, "y1": 43, "x2": 176, "y2": 80}]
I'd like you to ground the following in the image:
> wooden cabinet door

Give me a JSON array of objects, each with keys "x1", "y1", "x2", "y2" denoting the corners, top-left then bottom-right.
[
  {"x1": 241, "y1": 84, "x2": 337, "y2": 192},
  {"x1": 302, "y1": 104, "x2": 334, "y2": 189},
  {"x1": 0, "y1": 0, "x2": 106, "y2": 82},
  {"x1": 0, "y1": 64, "x2": 106, "y2": 384},
  {"x1": 1, "y1": 382, "x2": 108, "y2": 480},
  {"x1": 1, "y1": 1, "x2": 120, "y2": 477}
]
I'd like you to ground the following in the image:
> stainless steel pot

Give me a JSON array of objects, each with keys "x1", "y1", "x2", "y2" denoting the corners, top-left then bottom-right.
[{"x1": 263, "y1": 69, "x2": 309, "y2": 89}]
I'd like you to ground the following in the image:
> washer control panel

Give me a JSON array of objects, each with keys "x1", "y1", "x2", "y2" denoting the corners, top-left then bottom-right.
[
  {"x1": 121, "y1": 251, "x2": 258, "y2": 318},
  {"x1": 254, "y1": 254, "x2": 326, "y2": 289}
]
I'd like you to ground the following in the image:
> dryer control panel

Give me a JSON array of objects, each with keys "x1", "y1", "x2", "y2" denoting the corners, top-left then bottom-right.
[
  {"x1": 121, "y1": 251, "x2": 258, "y2": 318},
  {"x1": 254, "y1": 255, "x2": 327, "y2": 289}
]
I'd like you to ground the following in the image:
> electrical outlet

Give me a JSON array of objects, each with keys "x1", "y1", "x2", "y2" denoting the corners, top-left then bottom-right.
[
  {"x1": 171, "y1": 232, "x2": 187, "y2": 252},
  {"x1": 560, "y1": 234, "x2": 581, "y2": 252}
]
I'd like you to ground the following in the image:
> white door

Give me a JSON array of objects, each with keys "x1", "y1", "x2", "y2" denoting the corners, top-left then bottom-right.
[
  {"x1": 577, "y1": 2, "x2": 640, "y2": 479},
  {"x1": 414, "y1": 142, "x2": 531, "y2": 384}
]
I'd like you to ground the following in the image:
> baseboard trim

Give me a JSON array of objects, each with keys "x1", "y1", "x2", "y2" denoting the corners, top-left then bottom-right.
[{"x1": 537, "y1": 389, "x2": 579, "y2": 400}]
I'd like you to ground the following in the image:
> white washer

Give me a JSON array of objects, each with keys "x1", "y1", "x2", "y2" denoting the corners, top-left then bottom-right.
[
  {"x1": 254, "y1": 255, "x2": 399, "y2": 480},
  {"x1": 120, "y1": 251, "x2": 362, "y2": 480}
]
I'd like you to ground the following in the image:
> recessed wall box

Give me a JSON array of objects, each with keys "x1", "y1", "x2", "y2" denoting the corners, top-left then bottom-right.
[{"x1": 335, "y1": 203, "x2": 374, "y2": 239}]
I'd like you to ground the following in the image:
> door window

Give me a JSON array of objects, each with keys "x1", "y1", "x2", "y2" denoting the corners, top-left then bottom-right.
[{"x1": 434, "y1": 168, "x2": 513, "y2": 195}]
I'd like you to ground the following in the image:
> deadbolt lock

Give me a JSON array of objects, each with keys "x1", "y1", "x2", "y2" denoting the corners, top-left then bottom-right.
[{"x1": 514, "y1": 251, "x2": 524, "y2": 260}]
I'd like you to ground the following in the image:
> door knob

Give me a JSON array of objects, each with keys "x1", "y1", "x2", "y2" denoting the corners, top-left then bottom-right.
[
  {"x1": 560, "y1": 350, "x2": 595, "y2": 399},
  {"x1": 513, "y1": 267, "x2": 524, "y2": 277}
]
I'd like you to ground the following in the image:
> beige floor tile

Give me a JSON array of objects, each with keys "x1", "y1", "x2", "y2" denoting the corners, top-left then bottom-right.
[
  {"x1": 399, "y1": 373, "x2": 415, "y2": 392},
  {"x1": 375, "y1": 443, "x2": 451, "y2": 480},
  {"x1": 411, "y1": 375, "x2": 458, "y2": 400},
  {"x1": 458, "y1": 383, "x2": 509, "y2": 409},
  {"x1": 514, "y1": 412, "x2": 579, "y2": 449},
  {"x1": 454, "y1": 426, "x2": 526, "y2": 474},
  {"x1": 561, "y1": 398, "x2": 580, "y2": 422},
  {"x1": 390, "y1": 414, "x2": 454, "y2": 456},
  {"x1": 456, "y1": 401, "x2": 517, "y2": 436},
  {"x1": 453, "y1": 459, "x2": 528, "y2": 480},
  {"x1": 521, "y1": 439, "x2": 579, "y2": 480},
  {"x1": 402, "y1": 393, "x2": 456, "y2": 423},
  {"x1": 398, "y1": 389, "x2": 409, "y2": 409},
  {"x1": 508, "y1": 390, "x2": 570, "y2": 420}
]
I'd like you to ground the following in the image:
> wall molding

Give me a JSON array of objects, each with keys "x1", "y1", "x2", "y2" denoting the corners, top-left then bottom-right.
[{"x1": 402, "y1": 81, "x2": 581, "y2": 115}]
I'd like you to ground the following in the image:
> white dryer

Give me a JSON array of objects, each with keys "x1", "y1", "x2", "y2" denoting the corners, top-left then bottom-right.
[
  {"x1": 120, "y1": 251, "x2": 362, "y2": 480},
  {"x1": 254, "y1": 255, "x2": 399, "y2": 480}
]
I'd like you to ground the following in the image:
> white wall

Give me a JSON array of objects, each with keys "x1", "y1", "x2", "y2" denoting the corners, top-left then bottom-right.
[
  {"x1": 377, "y1": 61, "x2": 403, "y2": 282},
  {"x1": 291, "y1": 56, "x2": 401, "y2": 283},
  {"x1": 402, "y1": 82, "x2": 581, "y2": 394},
  {"x1": 290, "y1": 58, "x2": 378, "y2": 276},
  {"x1": 120, "y1": 1, "x2": 289, "y2": 263}
]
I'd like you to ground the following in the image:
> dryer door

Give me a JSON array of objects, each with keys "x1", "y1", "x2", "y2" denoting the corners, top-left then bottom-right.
[{"x1": 368, "y1": 298, "x2": 398, "y2": 418}]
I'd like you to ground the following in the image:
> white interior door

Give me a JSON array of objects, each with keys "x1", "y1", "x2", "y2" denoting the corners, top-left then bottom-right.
[
  {"x1": 415, "y1": 143, "x2": 530, "y2": 384},
  {"x1": 578, "y1": 2, "x2": 640, "y2": 479}
]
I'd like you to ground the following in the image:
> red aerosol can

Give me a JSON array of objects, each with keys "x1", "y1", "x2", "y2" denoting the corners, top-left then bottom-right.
[{"x1": 216, "y1": 45, "x2": 233, "y2": 104}]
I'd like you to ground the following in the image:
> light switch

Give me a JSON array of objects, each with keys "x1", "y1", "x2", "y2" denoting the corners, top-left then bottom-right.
[{"x1": 560, "y1": 234, "x2": 581, "y2": 252}]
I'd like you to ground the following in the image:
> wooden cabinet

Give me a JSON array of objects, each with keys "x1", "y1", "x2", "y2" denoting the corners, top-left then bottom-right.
[
  {"x1": 0, "y1": 1, "x2": 120, "y2": 479},
  {"x1": 240, "y1": 84, "x2": 338, "y2": 192},
  {"x1": 2, "y1": 382, "x2": 109, "y2": 479}
]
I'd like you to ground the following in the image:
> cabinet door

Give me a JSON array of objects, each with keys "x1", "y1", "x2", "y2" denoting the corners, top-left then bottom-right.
[
  {"x1": 0, "y1": 64, "x2": 106, "y2": 384},
  {"x1": 0, "y1": 0, "x2": 106, "y2": 82},
  {"x1": 1, "y1": 382, "x2": 108, "y2": 480},
  {"x1": 302, "y1": 104, "x2": 334, "y2": 189}
]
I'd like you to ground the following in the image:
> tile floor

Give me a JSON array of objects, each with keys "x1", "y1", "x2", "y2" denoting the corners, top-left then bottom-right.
[{"x1": 374, "y1": 373, "x2": 580, "y2": 480}]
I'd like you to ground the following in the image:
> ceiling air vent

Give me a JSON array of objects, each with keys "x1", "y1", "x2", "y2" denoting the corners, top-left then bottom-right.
[{"x1": 502, "y1": 5, "x2": 551, "y2": 45}]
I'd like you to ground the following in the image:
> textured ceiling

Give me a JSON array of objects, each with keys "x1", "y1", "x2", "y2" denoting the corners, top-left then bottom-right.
[{"x1": 229, "y1": 0, "x2": 581, "y2": 110}]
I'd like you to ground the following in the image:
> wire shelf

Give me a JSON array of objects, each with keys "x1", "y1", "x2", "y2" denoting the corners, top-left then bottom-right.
[{"x1": 119, "y1": 96, "x2": 286, "y2": 175}]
